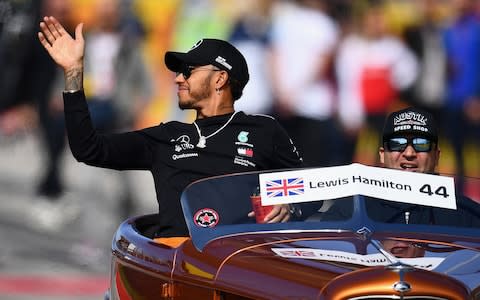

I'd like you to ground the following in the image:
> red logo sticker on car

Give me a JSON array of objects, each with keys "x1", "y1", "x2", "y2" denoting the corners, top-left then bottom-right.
[{"x1": 193, "y1": 208, "x2": 219, "y2": 228}]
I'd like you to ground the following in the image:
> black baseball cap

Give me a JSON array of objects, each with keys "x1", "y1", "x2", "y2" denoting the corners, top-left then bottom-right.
[
  {"x1": 382, "y1": 107, "x2": 438, "y2": 143},
  {"x1": 165, "y1": 38, "x2": 249, "y2": 89}
]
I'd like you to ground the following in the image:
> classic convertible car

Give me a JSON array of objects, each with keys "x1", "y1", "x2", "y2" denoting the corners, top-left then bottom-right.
[{"x1": 105, "y1": 164, "x2": 480, "y2": 300}]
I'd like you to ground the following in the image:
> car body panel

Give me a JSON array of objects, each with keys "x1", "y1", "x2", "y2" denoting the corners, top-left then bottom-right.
[{"x1": 107, "y1": 165, "x2": 480, "y2": 300}]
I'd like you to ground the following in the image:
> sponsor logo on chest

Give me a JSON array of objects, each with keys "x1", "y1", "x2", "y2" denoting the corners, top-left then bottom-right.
[
  {"x1": 171, "y1": 135, "x2": 198, "y2": 160},
  {"x1": 234, "y1": 131, "x2": 256, "y2": 167},
  {"x1": 170, "y1": 130, "x2": 258, "y2": 166}
]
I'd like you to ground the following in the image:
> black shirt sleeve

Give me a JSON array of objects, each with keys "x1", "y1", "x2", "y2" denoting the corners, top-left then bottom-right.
[
  {"x1": 270, "y1": 119, "x2": 303, "y2": 169},
  {"x1": 63, "y1": 90, "x2": 153, "y2": 170}
]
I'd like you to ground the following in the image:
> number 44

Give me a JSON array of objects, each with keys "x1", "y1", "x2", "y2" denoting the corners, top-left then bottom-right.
[{"x1": 419, "y1": 184, "x2": 450, "y2": 198}]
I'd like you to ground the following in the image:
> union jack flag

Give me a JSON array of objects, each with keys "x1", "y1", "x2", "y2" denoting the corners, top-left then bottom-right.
[
  {"x1": 277, "y1": 249, "x2": 316, "y2": 258},
  {"x1": 265, "y1": 178, "x2": 304, "y2": 197}
]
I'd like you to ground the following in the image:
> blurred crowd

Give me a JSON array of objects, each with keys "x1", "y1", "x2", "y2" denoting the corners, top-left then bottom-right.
[{"x1": 1, "y1": 0, "x2": 480, "y2": 219}]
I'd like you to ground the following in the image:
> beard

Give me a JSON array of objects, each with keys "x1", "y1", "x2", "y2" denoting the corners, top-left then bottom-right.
[{"x1": 178, "y1": 74, "x2": 213, "y2": 110}]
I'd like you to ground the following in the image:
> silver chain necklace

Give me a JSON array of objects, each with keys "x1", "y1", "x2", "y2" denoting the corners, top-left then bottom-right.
[{"x1": 193, "y1": 111, "x2": 239, "y2": 148}]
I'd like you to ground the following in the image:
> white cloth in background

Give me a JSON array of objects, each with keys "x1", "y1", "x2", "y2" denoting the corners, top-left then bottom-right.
[
  {"x1": 232, "y1": 41, "x2": 274, "y2": 114},
  {"x1": 270, "y1": 2, "x2": 339, "y2": 120},
  {"x1": 85, "y1": 32, "x2": 121, "y2": 99}
]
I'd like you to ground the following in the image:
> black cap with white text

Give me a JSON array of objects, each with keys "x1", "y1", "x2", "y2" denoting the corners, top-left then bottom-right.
[
  {"x1": 164, "y1": 38, "x2": 249, "y2": 89},
  {"x1": 382, "y1": 107, "x2": 438, "y2": 143}
]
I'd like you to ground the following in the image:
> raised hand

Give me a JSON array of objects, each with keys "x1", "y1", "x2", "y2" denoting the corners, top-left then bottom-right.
[
  {"x1": 38, "y1": 16, "x2": 85, "y2": 91},
  {"x1": 38, "y1": 16, "x2": 84, "y2": 72}
]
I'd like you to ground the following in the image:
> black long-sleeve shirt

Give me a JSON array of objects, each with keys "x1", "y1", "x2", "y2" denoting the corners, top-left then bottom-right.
[{"x1": 63, "y1": 91, "x2": 303, "y2": 236}]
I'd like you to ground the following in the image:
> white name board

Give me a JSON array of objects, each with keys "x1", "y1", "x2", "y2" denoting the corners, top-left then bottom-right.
[
  {"x1": 271, "y1": 248, "x2": 445, "y2": 271},
  {"x1": 259, "y1": 163, "x2": 456, "y2": 209}
]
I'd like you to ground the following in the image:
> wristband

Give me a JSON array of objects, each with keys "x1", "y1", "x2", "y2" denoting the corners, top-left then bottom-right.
[{"x1": 63, "y1": 89, "x2": 82, "y2": 94}]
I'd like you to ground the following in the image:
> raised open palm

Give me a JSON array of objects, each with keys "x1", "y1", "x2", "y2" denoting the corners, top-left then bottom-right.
[{"x1": 38, "y1": 16, "x2": 84, "y2": 71}]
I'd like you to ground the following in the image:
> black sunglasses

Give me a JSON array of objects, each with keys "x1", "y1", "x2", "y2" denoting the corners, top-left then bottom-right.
[
  {"x1": 385, "y1": 137, "x2": 433, "y2": 152},
  {"x1": 176, "y1": 65, "x2": 221, "y2": 80}
]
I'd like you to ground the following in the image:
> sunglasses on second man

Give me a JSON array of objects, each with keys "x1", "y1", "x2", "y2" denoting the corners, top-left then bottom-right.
[
  {"x1": 176, "y1": 65, "x2": 222, "y2": 80},
  {"x1": 384, "y1": 136, "x2": 434, "y2": 152}
]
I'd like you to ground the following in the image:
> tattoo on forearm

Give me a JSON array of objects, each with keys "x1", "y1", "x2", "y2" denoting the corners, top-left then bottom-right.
[{"x1": 65, "y1": 67, "x2": 83, "y2": 91}]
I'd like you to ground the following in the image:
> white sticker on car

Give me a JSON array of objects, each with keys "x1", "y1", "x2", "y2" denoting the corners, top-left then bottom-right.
[
  {"x1": 271, "y1": 248, "x2": 445, "y2": 270},
  {"x1": 259, "y1": 163, "x2": 456, "y2": 209}
]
